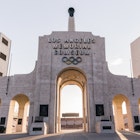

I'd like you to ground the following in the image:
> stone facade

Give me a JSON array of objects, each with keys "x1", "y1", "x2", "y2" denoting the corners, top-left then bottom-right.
[{"x1": 0, "y1": 8, "x2": 140, "y2": 134}]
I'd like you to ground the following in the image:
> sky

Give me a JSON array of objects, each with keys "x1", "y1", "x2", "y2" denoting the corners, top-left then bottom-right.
[
  {"x1": 61, "y1": 85, "x2": 83, "y2": 117},
  {"x1": 1, "y1": 0, "x2": 140, "y2": 77}
]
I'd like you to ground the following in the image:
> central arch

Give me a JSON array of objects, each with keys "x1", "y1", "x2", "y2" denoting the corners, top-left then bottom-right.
[{"x1": 56, "y1": 68, "x2": 88, "y2": 133}]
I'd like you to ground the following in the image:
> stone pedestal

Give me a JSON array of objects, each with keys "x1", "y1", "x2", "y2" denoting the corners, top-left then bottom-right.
[
  {"x1": 95, "y1": 121, "x2": 115, "y2": 133},
  {"x1": 29, "y1": 122, "x2": 48, "y2": 135}
]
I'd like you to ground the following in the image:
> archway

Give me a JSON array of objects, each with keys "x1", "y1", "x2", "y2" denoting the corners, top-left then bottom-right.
[
  {"x1": 6, "y1": 94, "x2": 30, "y2": 133},
  {"x1": 61, "y1": 85, "x2": 83, "y2": 130},
  {"x1": 56, "y1": 68, "x2": 88, "y2": 133},
  {"x1": 112, "y1": 94, "x2": 133, "y2": 131}
]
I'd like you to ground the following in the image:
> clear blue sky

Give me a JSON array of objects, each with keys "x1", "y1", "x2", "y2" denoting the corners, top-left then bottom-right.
[{"x1": 1, "y1": 0, "x2": 140, "y2": 76}]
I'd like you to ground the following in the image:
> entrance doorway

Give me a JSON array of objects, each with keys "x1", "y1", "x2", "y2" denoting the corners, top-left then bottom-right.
[
  {"x1": 56, "y1": 68, "x2": 88, "y2": 133},
  {"x1": 6, "y1": 94, "x2": 30, "y2": 133},
  {"x1": 112, "y1": 94, "x2": 133, "y2": 131},
  {"x1": 61, "y1": 85, "x2": 83, "y2": 130}
]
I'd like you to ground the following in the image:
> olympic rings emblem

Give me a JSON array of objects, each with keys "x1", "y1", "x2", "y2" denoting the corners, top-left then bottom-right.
[{"x1": 62, "y1": 57, "x2": 82, "y2": 65}]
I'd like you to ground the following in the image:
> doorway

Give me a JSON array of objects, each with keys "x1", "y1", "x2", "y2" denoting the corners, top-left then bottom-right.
[
  {"x1": 6, "y1": 94, "x2": 30, "y2": 133},
  {"x1": 56, "y1": 68, "x2": 88, "y2": 133},
  {"x1": 112, "y1": 94, "x2": 133, "y2": 131},
  {"x1": 61, "y1": 85, "x2": 83, "y2": 130}
]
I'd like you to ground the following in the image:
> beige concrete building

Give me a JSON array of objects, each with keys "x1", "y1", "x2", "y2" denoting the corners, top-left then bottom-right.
[
  {"x1": 131, "y1": 37, "x2": 140, "y2": 78},
  {"x1": 0, "y1": 8, "x2": 140, "y2": 135},
  {"x1": 0, "y1": 33, "x2": 11, "y2": 76}
]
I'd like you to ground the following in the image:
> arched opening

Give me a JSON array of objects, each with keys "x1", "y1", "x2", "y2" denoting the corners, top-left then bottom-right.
[
  {"x1": 61, "y1": 85, "x2": 83, "y2": 131},
  {"x1": 61, "y1": 85, "x2": 83, "y2": 117},
  {"x1": 56, "y1": 68, "x2": 88, "y2": 133},
  {"x1": 6, "y1": 94, "x2": 30, "y2": 134},
  {"x1": 112, "y1": 94, "x2": 133, "y2": 131}
]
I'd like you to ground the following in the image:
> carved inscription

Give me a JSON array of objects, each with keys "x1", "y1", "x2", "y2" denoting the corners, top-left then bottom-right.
[{"x1": 48, "y1": 38, "x2": 95, "y2": 56}]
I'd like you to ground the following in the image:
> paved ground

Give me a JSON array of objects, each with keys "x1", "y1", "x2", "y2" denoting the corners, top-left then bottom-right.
[
  {"x1": 0, "y1": 131, "x2": 139, "y2": 140},
  {"x1": 0, "y1": 131, "x2": 120, "y2": 140},
  {"x1": 120, "y1": 131, "x2": 140, "y2": 140}
]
